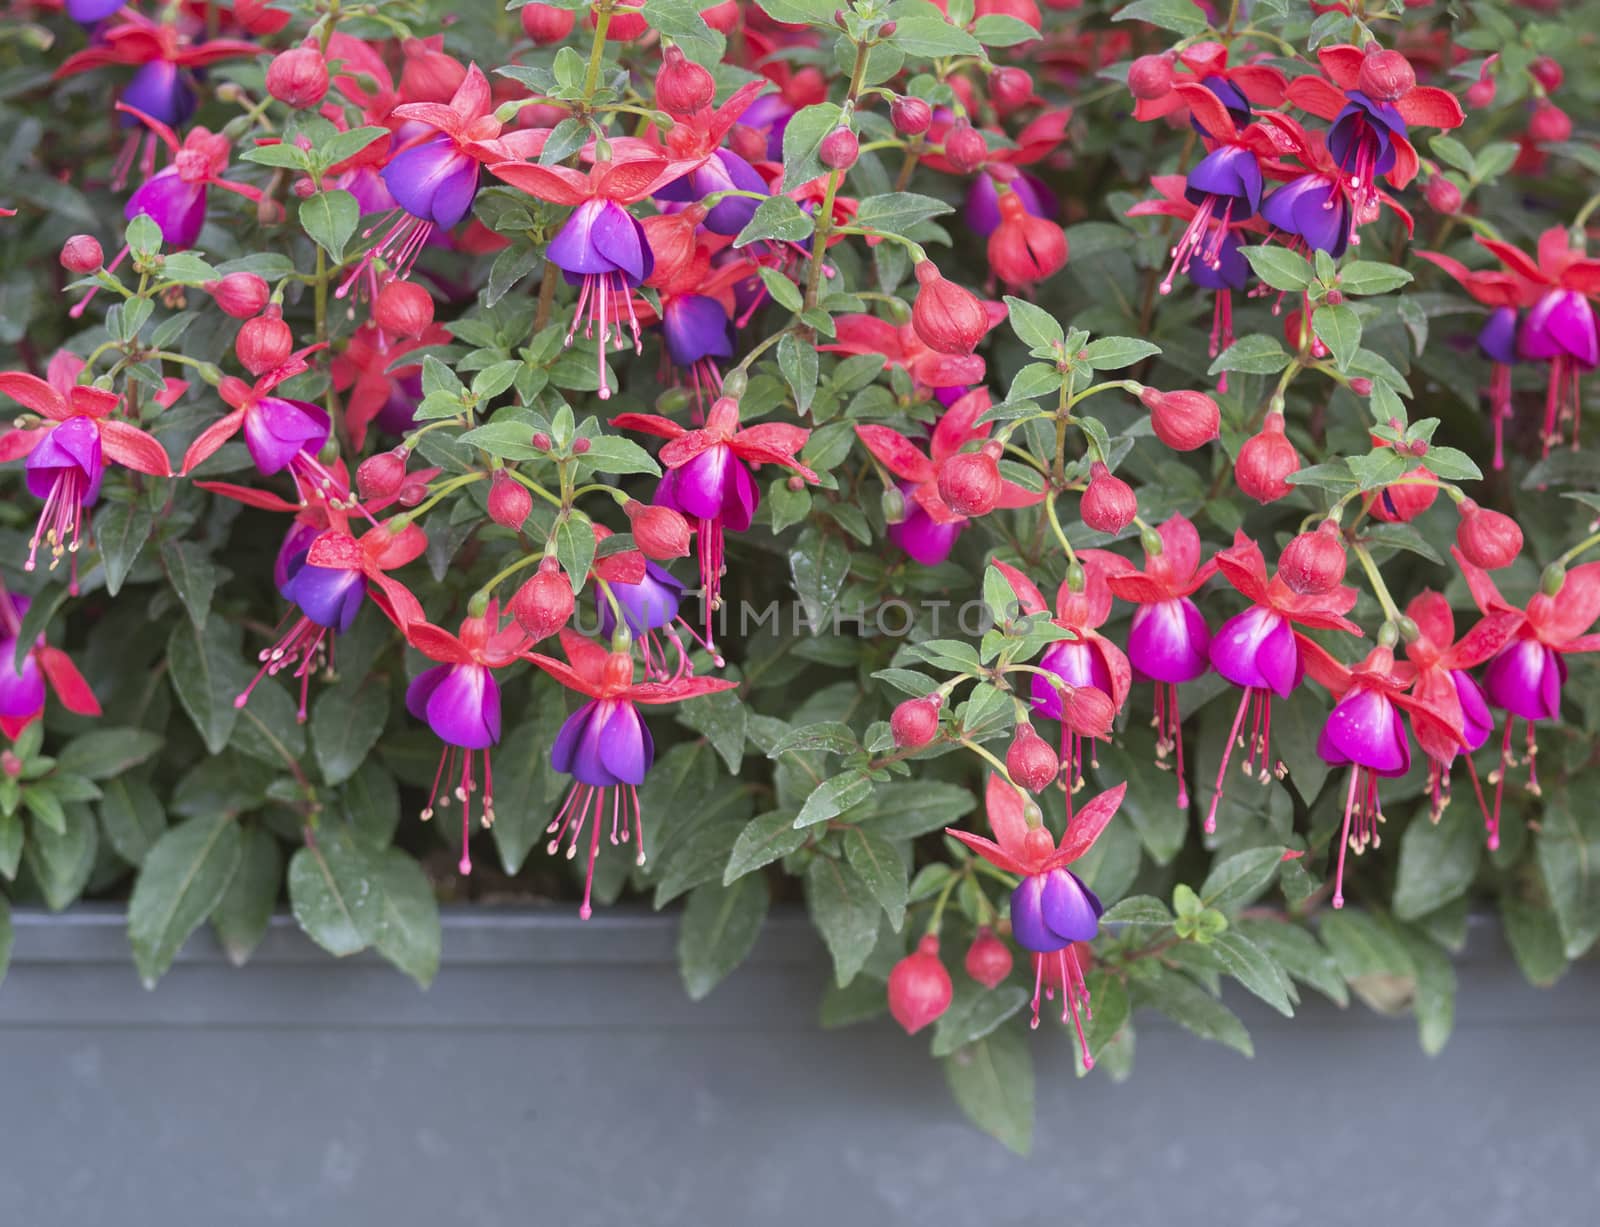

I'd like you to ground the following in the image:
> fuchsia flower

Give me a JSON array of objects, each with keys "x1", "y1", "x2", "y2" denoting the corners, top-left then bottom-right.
[
  {"x1": 1204, "y1": 533, "x2": 1361, "y2": 834},
  {"x1": 1105, "y1": 514, "x2": 1217, "y2": 809},
  {"x1": 0, "y1": 363, "x2": 172, "y2": 578},
  {"x1": 1130, "y1": 41, "x2": 1288, "y2": 128},
  {"x1": 612, "y1": 396, "x2": 816, "y2": 647},
  {"x1": 526, "y1": 629, "x2": 737, "y2": 917},
  {"x1": 855, "y1": 389, "x2": 1042, "y2": 566},
  {"x1": 821, "y1": 310, "x2": 1004, "y2": 402},
  {"x1": 946, "y1": 774, "x2": 1127, "y2": 1057},
  {"x1": 403, "y1": 604, "x2": 530, "y2": 875},
  {"x1": 0, "y1": 586, "x2": 101, "y2": 739}
]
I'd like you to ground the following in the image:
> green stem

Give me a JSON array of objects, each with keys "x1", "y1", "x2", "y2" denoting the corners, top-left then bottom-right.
[
  {"x1": 1043, "y1": 491, "x2": 1080, "y2": 569},
  {"x1": 1350, "y1": 541, "x2": 1402, "y2": 625},
  {"x1": 583, "y1": 2, "x2": 614, "y2": 102}
]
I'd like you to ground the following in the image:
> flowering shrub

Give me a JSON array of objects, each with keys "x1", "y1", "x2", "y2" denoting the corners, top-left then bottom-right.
[{"x1": 2, "y1": 0, "x2": 1599, "y2": 1153}]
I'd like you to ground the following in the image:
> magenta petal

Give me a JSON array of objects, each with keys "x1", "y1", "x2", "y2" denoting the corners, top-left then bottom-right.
[
  {"x1": 668, "y1": 445, "x2": 734, "y2": 521},
  {"x1": 25, "y1": 417, "x2": 103, "y2": 500},
  {"x1": 1484, "y1": 639, "x2": 1562, "y2": 721},
  {"x1": 1318, "y1": 688, "x2": 1410, "y2": 775},
  {"x1": 422, "y1": 663, "x2": 498, "y2": 749},
  {"x1": 1520, "y1": 289, "x2": 1599, "y2": 368},
  {"x1": 1453, "y1": 670, "x2": 1493, "y2": 751},
  {"x1": 888, "y1": 496, "x2": 963, "y2": 565},
  {"x1": 721, "y1": 455, "x2": 758, "y2": 533},
  {"x1": 1128, "y1": 598, "x2": 1210, "y2": 683},
  {"x1": 0, "y1": 639, "x2": 46, "y2": 718},
  {"x1": 126, "y1": 168, "x2": 207, "y2": 249},
  {"x1": 242, "y1": 397, "x2": 330, "y2": 475},
  {"x1": 1210, "y1": 606, "x2": 1300, "y2": 697},
  {"x1": 405, "y1": 663, "x2": 450, "y2": 722}
]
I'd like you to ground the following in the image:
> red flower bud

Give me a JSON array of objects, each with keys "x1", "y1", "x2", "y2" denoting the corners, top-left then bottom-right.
[
  {"x1": 1279, "y1": 521, "x2": 1346, "y2": 595},
  {"x1": 266, "y1": 46, "x2": 330, "y2": 110},
  {"x1": 356, "y1": 448, "x2": 408, "y2": 502},
  {"x1": 60, "y1": 234, "x2": 103, "y2": 274},
  {"x1": 936, "y1": 450, "x2": 1002, "y2": 517},
  {"x1": 520, "y1": 3, "x2": 576, "y2": 43},
  {"x1": 487, "y1": 470, "x2": 533, "y2": 530},
  {"x1": 890, "y1": 694, "x2": 941, "y2": 748},
  {"x1": 1348, "y1": 377, "x2": 1373, "y2": 396},
  {"x1": 1466, "y1": 76, "x2": 1496, "y2": 108},
  {"x1": 1529, "y1": 102, "x2": 1572, "y2": 144},
  {"x1": 987, "y1": 67, "x2": 1033, "y2": 111},
  {"x1": 593, "y1": 2, "x2": 648, "y2": 41},
  {"x1": 1455, "y1": 499, "x2": 1523, "y2": 570},
  {"x1": 233, "y1": 0, "x2": 291, "y2": 35},
  {"x1": 987, "y1": 192, "x2": 1068, "y2": 285},
  {"x1": 204, "y1": 272, "x2": 269, "y2": 320},
  {"x1": 701, "y1": 1, "x2": 739, "y2": 33},
  {"x1": 725, "y1": 123, "x2": 767, "y2": 164},
  {"x1": 1006, "y1": 723, "x2": 1059, "y2": 792},
  {"x1": 572, "y1": 437, "x2": 591, "y2": 455},
  {"x1": 1140, "y1": 387, "x2": 1220, "y2": 452},
  {"x1": 510, "y1": 559, "x2": 575, "y2": 642},
  {"x1": 399, "y1": 37, "x2": 467, "y2": 102},
  {"x1": 236, "y1": 309, "x2": 293, "y2": 376},
  {"x1": 964, "y1": 927, "x2": 1014, "y2": 989},
  {"x1": 1080, "y1": 461, "x2": 1136, "y2": 534},
  {"x1": 1234, "y1": 413, "x2": 1301, "y2": 504},
  {"x1": 1530, "y1": 56, "x2": 1564, "y2": 93},
  {"x1": 1060, "y1": 684, "x2": 1116, "y2": 739},
  {"x1": 819, "y1": 125, "x2": 859, "y2": 170},
  {"x1": 656, "y1": 45, "x2": 715, "y2": 116},
  {"x1": 373, "y1": 280, "x2": 435, "y2": 338},
  {"x1": 911, "y1": 260, "x2": 988, "y2": 355},
  {"x1": 887, "y1": 936, "x2": 953, "y2": 1035},
  {"x1": 943, "y1": 121, "x2": 988, "y2": 173},
  {"x1": 1128, "y1": 53, "x2": 1175, "y2": 101},
  {"x1": 1366, "y1": 466, "x2": 1437, "y2": 522},
  {"x1": 1424, "y1": 174, "x2": 1462, "y2": 215},
  {"x1": 891, "y1": 96, "x2": 932, "y2": 136},
  {"x1": 1357, "y1": 49, "x2": 1416, "y2": 102},
  {"x1": 975, "y1": 0, "x2": 1041, "y2": 28},
  {"x1": 625, "y1": 500, "x2": 692, "y2": 559},
  {"x1": 531, "y1": 432, "x2": 552, "y2": 451}
]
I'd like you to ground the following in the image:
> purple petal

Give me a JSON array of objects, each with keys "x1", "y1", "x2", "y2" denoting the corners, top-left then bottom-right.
[
  {"x1": 1453, "y1": 669, "x2": 1493, "y2": 751},
  {"x1": 1127, "y1": 598, "x2": 1210, "y2": 684},
  {"x1": 0, "y1": 639, "x2": 45, "y2": 718},
  {"x1": 405, "y1": 664, "x2": 450, "y2": 723},
  {"x1": 25, "y1": 416, "x2": 103, "y2": 500},
  {"x1": 663, "y1": 294, "x2": 734, "y2": 367},
  {"x1": 422, "y1": 663, "x2": 499, "y2": 749},
  {"x1": 382, "y1": 136, "x2": 478, "y2": 226},
  {"x1": 1041, "y1": 868, "x2": 1103, "y2": 943},
  {"x1": 587, "y1": 201, "x2": 654, "y2": 284},
  {"x1": 1210, "y1": 606, "x2": 1301, "y2": 697},
  {"x1": 1188, "y1": 231, "x2": 1250, "y2": 291},
  {"x1": 964, "y1": 172, "x2": 1057, "y2": 238},
  {"x1": 1317, "y1": 688, "x2": 1411, "y2": 775},
  {"x1": 1484, "y1": 640, "x2": 1563, "y2": 721},
  {"x1": 1186, "y1": 145, "x2": 1262, "y2": 215},
  {"x1": 243, "y1": 397, "x2": 329, "y2": 475},
  {"x1": 1009, "y1": 875, "x2": 1067, "y2": 954},
  {"x1": 120, "y1": 60, "x2": 196, "y2": 130},
  {"x1": 284, "y1": 564, "x2": 364, "y2": 632},
  {"x1": 887, "y1": 495, "x2": 964, "y2": 565},
  {"x1": 1519, "y1": 289, "x2": 1599, "y2": 368},
  {"x1": 696, "y1": 152, "x2": 768, "y2": 235},
  {"x1": 721, "y1": 454, "x2": 759, "y2": 533},
  {"x1": 598, "y1": 700, "x2": 653, "y2": 785},
  {"x1": 1478, "y1": 307, "x2": 1521, "y2": 366},
  {"x1": 275, "y1": 521, "x2": 321, "y2": 596},
  {"x1": 552, "y1": 701, "x2": 600, "y2": 778},
  {"x1": 596, "y1": 560, "x2": 683, "y2": 637},
  {"x1": 126, "y1": 168, "x2": 207, "y2": 250}
]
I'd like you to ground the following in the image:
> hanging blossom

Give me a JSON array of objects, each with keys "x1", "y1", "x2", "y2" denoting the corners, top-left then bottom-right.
[
  {"x1": 1455, "y1": 548, "x2": 1600, "y2": 834},
  {"x1": 0, "y1": 584, "x2": 101, "y2": 740},
  {"x1": 402, "y1": 603, "x2": 530, "y2": 875},
  {"x1": 589, "y1": 533, "x2": 713, "y2": 684},
  {"x1": 1105, "y1": 514, "x2": 1217, "y2": 809},
  {"x1": 1204, "y1": 533, "x2": 1361, "y2": 834},
  {"x1": 331, "y1": 319, "x2": 453, "y2": 448},
  {"x1": 821, "y1": 306, "x2": 1005, "y2": 404},
  {"x1": 652, "y1": 80, "x2": 772, "y2": 237},
  {"x1": 855, "y1": 389, "x2": 1043, "y2": 566},
  {"x1": 1402, "y1": 589, "x2": 1520, "y2": 841},
  {"x1": 0, "y1": 362, "x2": 173, "y2": 579},
  {"x1": 1415, "y1": 246, "x2": 1541, "y2": 470},
  {"x1": 526, "y1": 629, "x2": 737, "y2": 918},
  {"x1": 611, "y1": 396, "x2": 816, "y2": 648},
  {"x1": 946, "y1": 774, "x2": 1127, "y2": 1059},
  {"x1": 1129, "y1": 40, "x2": 1288, "y2": 130}
]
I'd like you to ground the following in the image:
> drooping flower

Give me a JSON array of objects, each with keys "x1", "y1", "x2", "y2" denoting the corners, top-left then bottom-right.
[
  {"x1": 946, "y1": 774, "x2": 1127, "y2": 1058},
  {"x1": 612, "y1": 397, "x2": 816, "y2": 647},
  {"x1": 0, "y1": 366, "x2": 172, "y2": 579},
  {"x1": 1129, "y1": 40, "x2": 1288, "y2": 131},
  {"x1": 1204, "y1": 532, "x2": 1361, "y2": 833},
  {"x1": 1106, "y1": 515, "x2": 1217, "y2": 809},
  {"x1": 525, "y1": 629, "x2": 737, "y2": 917},
  {"x1": 820, "y1": 309, "x2": 1004, "y2": 402},
  {"x1": 854, "y1": 389, "x2": 1043, "y2": 566},
  {"x1": 330, "y1": 320, "x2": 452, "y2": 447},
  {"x1": 0, "y1": 586, "x2": 101, "y2": 739}
]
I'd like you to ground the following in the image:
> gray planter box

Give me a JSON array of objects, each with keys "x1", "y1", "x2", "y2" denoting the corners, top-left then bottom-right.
[{"x1": 2, "y1": 906, "x2": 1596, "y2": 1226}]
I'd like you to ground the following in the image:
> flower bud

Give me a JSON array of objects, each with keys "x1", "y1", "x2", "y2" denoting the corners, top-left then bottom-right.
[
  {"x1": 819, "y1": 125, "x2": 859, "y2": 170},
  {"x1": 236, "y1": 309, "x2": 293, "y2": 376},
  {"x1": 1279, "y1": 521, "x2": 1346, "y2": 595},
  {"x1": 655, "y1": 45, "x2": 715, "y2": 116},
  {"x1": 1080, "y1": 461, "x2": 1136, "y2": 534},
  {"x1": 373, "y1": 280, "x2": 435, "y2": 338},
  {"x1": 1234, "y1": 413, "x2": 1301, "y2": 503},
  {"x1": 60, "y1": 234, "x2": 103, "y2": 274},
  {"x1": 964, "y1": 928, "x2": 1013, "y2": 989},
  {"x1": 205, "y1": 272, "x2": 270, "y2": 320},
  {"x1": 943, "y1": 121, "x2": 988, "y2": 173},
  {"x1": 1006, "y1": 723, "x2": 1059, "y2": 792},
  {"x1": 625, "y1": 500, "x2": 691, "y2": 559},
  {"x1": 1348, "y1": 377, "x2": 1373, "y2": 396},
  {"x1": 520, "y1": 2, "x2": 576, "y2": 43},
  {"x1": 988, "y1": 67, "x2": 1032, "y2": 111},
  {"x1": 1529, "y1": 102, "x2": 1572, "y2": 144},
  {"x1": 936, "y1": 450, "x2": 1002, "y2": 517},
  {"x1": 887, "y1": 936, "x2": 953, "y2": 1035},
  {"x1": 487, "y1": 470, "x2": 533, "y2": 530},
  {"x1": 725, "y1": 123, "x2": 767, "y2": 164},
  {"x1": 890, "y1": 694, "x2": 941, "y2": 748},
  {"x1": 1455, "y1": 499, "x2": 1523, "y2": 570},
  {"x1": 266, "y1": 46, "x2": 330, "y2": 110},
  {"x1": 1139, "y1": 387, "x2": 1220, "y2": 452},
  {"x1": 1357, "y1": 49, "x2": 1415, "y2": 102},
  {"x1": 911, "y1": 260, "x2": 988, "y2": 355},
  {"x1": 1367, "y1": 467, "x2": 1437, "y2": 522},
  {"x1": 1466, "y1": 75, "x2": 1496, "y2": 108},
  {"x1": 531, "y1": 431, "x2": 552, "y2": 451},
  {"x1": 1530, "y1": 56, "x2": 1564, "y2": 93},
  {"x1": 881, "y1": 486, "x2": 906, "y2": 524},
  {"x1": 988, "y1": 192, "x2": 1068, "y2": 285},
  {"x1": 572, "y1": 437, "x2": 591, "y2": 455},
  {"x1": 510, "y1": 559, "x2": 575, "y2": 641},
  {"x1": 1127, "y1": 53, "x2": 1174, "y2": 101},
  {"x1": 891, "y1": 96, "x2": 932, "y2": 136},
  {"x1": 234, "y1": 0, "x2": 291, "y2": 35},
  {"x1": 1060, "y1": 684, "x2": 1116, "y2": 739},
  {"x1": 356, "y1": 448, "x2": 408, "y2": 502},
  {"x1": 1424, "y1": 174, "x2": 1462, "y2": 215}
]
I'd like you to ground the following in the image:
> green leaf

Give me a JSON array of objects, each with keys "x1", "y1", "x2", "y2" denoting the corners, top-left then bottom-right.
[
  {"x1": 1420, "y1": 445, "x2": 1482, "y2": 482},
  {"x1": 1318, "y1": 909, "x2": 1415, "y2": 980},
  {"x1": 1338, "y1": 261, "x2": 1413, "y2": 296},
  {"x1": 777, "y1": 331, "x2": 820, "y2": 414},
  {"x1": 942, "y1": 1026, "x2": 1034, "y2": 1155},
  {"x1": 753, "y1": 0, "x2": 836, "y2": 24},
  {"x1": 489, "y1": 714, "x2": 562, "y2": 874},
  {"x1": 735, "y1": 195, "x2": 815, "y2": 246},
  {"x1": 288, "y1": 826, "x2": 384, "y2": 958},
  {"x1": 1233, "y1": 918, "x2": 1348, "y2": 1006},
  {"x1": 1003, "y1": 295, "x2": 1063, "y2": 350},
  {"x1": 310, "y1": 677, "x2": 390, "y2": 787},
  {"x1": 128, "y1": 814, "x2": 243, "y2": 987},
  {"x1": 1392, "y1": 806, "x2": 1481, "y2": 920},
  {"x1": 1241, "y1": 245, "x2": 1313, "y2": 291},
  {"x1": 553, "y1": 510, "x2": 597, "y2": 594},
  {"x1": 1312, "y1": 303, "x2": 1361, "y2": 371},
  {"x1": 1208, "y1": 929, "x2": 1295, "y2": 1017},
  {"x1": 160, "y1": 539, "x2": 217, "y2": 629},
  {"x1": 579, "y1": 433, "x2": 661, "y2": 477},
  {"x1": 318, "y1": 124, "x2": 390, "y2": 167},
  {"x1": 677, "y1": 687, "x2": 747, "y2": 773},
  {"x1": 1199, "y1": 845, "x2": 1284, "y2": 912},
  {"x1": 167, "y1": 616, "x2": 251, "y2": 755},
  {"x1": 972, "y1": 14, "x2": 1042, "y2": 46},
  {"x1": 210, "y1": 825, "x2": 283, "y2": 967},
  {"x1": 1500, "y1": 898, "x2": 1568, "y2": 987},
  {"x1": 97, "y1": 775, "x2": 167, "y2": 866},
  {"x1": 1347, "y1": 447, "x2": 1409, "y2": 491},
  {"x1": 0, "y1": 895, "x2": 10, "y2": 989},
  {"x1": 96, "y1": 501, "x2": 155, "y2": 596},
  {"x1": 300, "y1": 189, "x2": 359, "y2": 262},
  {"x1": 724, "y1": 809, "x2": 806, "y2": 884},
  {"x1": 0, "y1": 813, "x2": 20, "y2": 881},
  {"x1": 843, "y1": 827, "x2": 908, "y2": 929},
  {"x1": 855, "y1": 192, "x2": 955, "y2": 236},
  {"x1": 795, "y1": 769, "x2": 873, "y2": 827},
  {"x1": 1209, "y1": 334, "x2": 1290, "y2": 376},
  {"x1": 56, "y1": 727, "x2": 163, "y2": 779},
  {"x1": 1131, "y1": 964, "x2": 1253, "y2": 1057},
  {"x1": 890, "y1": 15, "x2": 983, "y2": 57},
  {"x1": 1385, "y1": 920, "x2": 1456, "y2": 1055},
  {"x1": 757, "y1": 266, "x2": 803, "y2": 313},
  {"x1": 1005, "y1": 362, "x2": 1062, "y2": 403},
  {"x1": 1429, "y1": 134, "x2": 1475, "y2": 174},
  {"x1": 677, "y1": 874, "x2": 769, "y2": 1000},
  {"x1": 1101, "y1": 894, "x2": 1175, "y2": 930},
  {"x1": 780, "y1": 101, "x2": 845, "y2": 191},
  {"x1": 1113, "y1": 0, "x2": 1209, "y2": 36},
  {"x1": 373, "y1": 847, "x2": 442, "y2": 987},
  {"x1": 125, "y1": 213, "x2": 162, "y2": 257},
  {"x1": 788, "y1": 527, "x2": 850, "y2": 629},
  {"x1": 931, "y1": 984, "x2": 1028, "y2": 1058},
  {"x1": 1536, "y1": 787, "x2": 1600, "y2": 958},
  {"x1": 806, "y1": 855, "x2": 881, "y2": 986},
  {"x1": 1081, "y1": 336, "x2": 1161, "y2": 370},
  {"x1": 24, "y1": 801, "x2": 97, "y2": 910}
]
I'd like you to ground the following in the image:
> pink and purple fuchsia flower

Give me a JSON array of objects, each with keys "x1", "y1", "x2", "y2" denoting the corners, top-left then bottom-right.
[{"x1": 0, "y1": 585, "x2": 101, "y2": 740}]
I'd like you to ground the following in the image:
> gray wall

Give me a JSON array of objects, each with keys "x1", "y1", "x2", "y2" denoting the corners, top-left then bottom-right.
[{"x1": 2, "y1": 907, "x2": 1597, "y2": 1227}]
